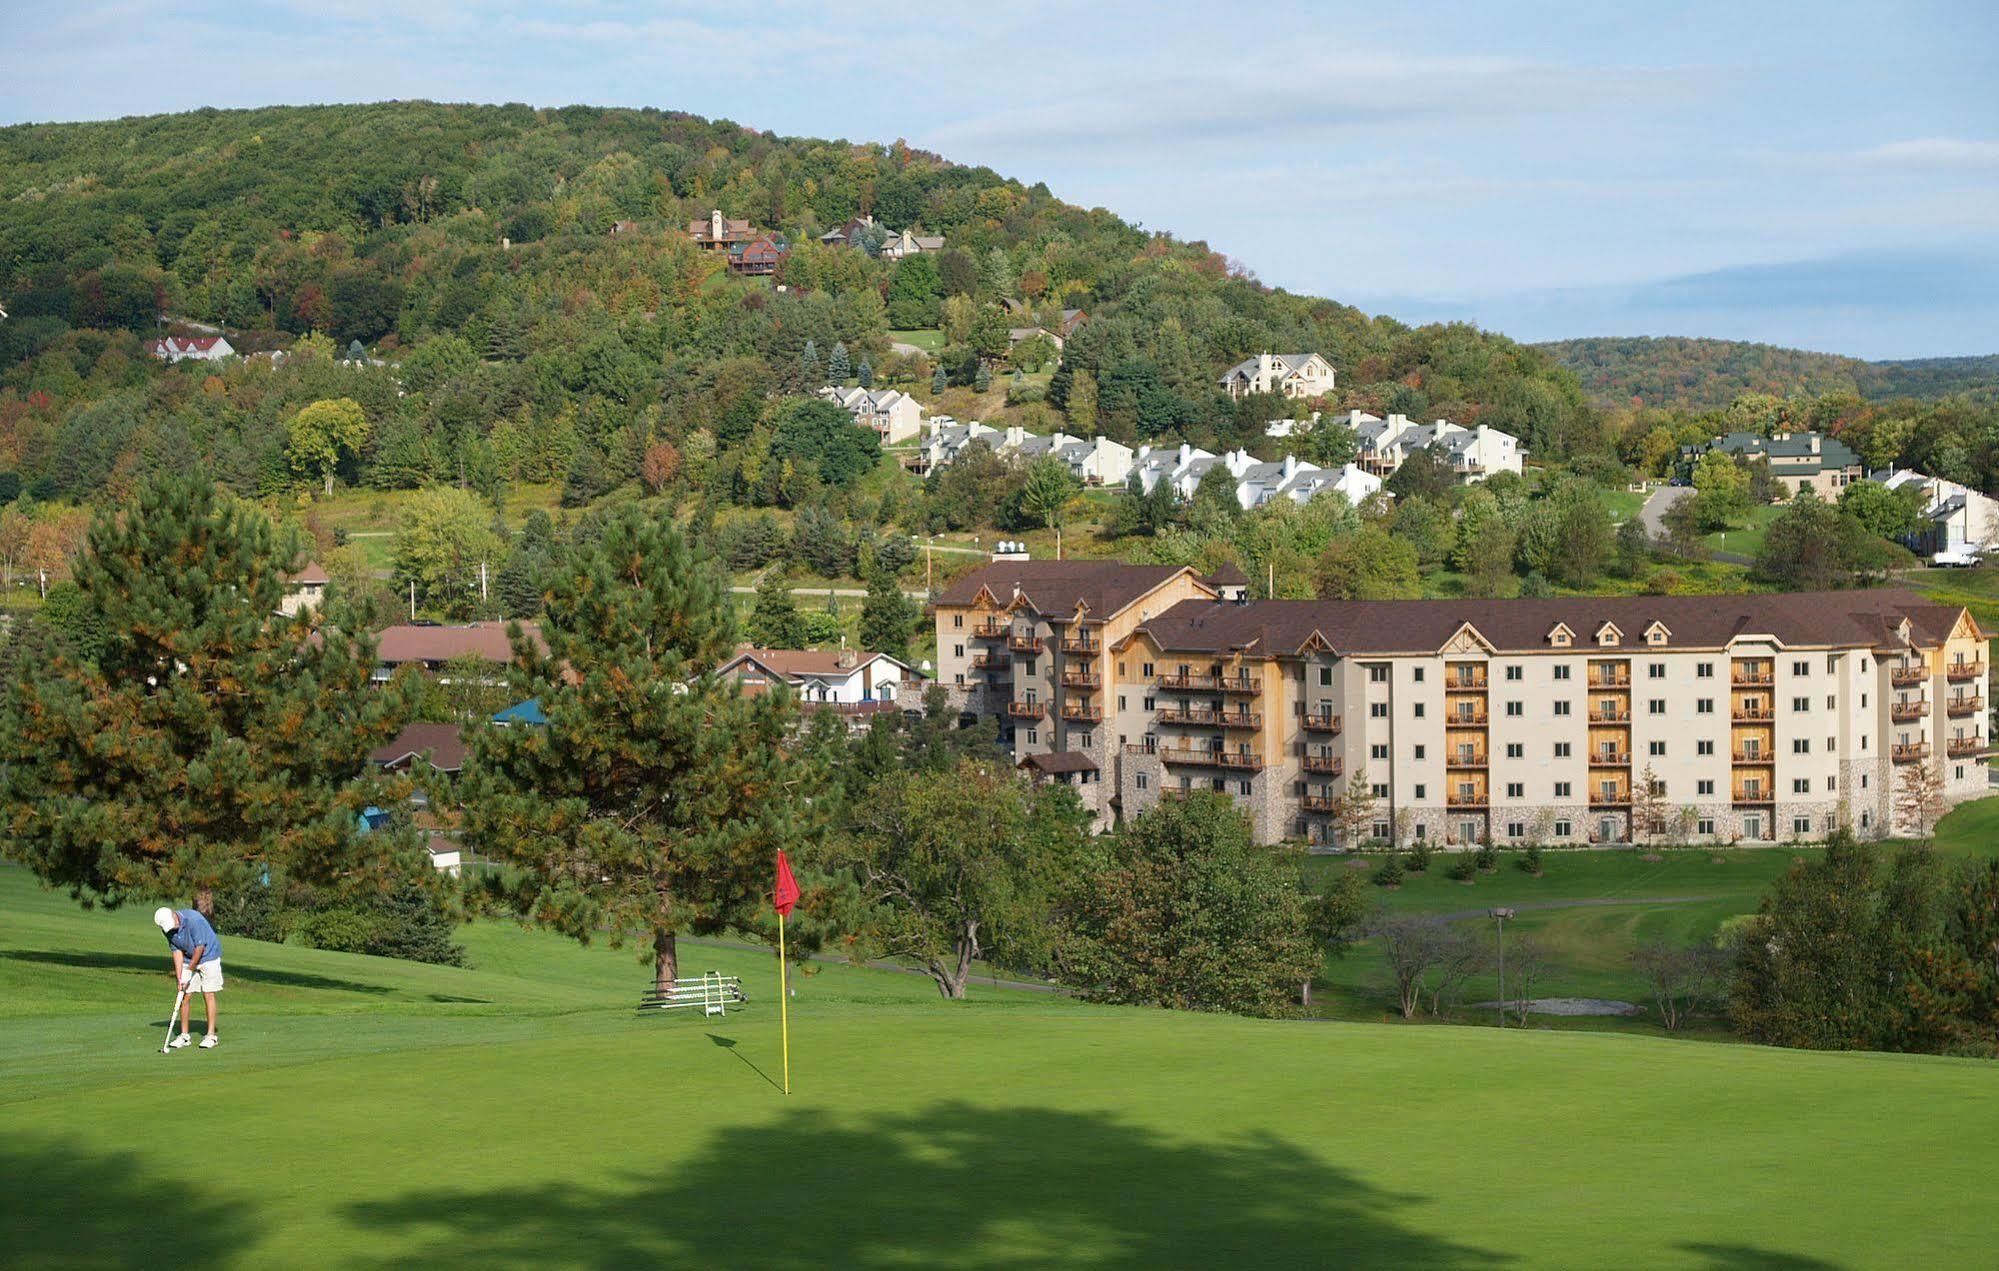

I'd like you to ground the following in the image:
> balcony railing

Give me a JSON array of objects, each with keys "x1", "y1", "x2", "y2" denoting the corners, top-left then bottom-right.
[
  {"x1": 1301, "y1": 714, "x2": 1344, "y2": 734},
  {"x1": 1218, "y1": 677, "x2": 1262, "y2": 695},
  {"x1": 1060, "y1": 667, "x2": 1102, "y2": 688},
  {"x1": 1446, "y1": 791, "x2": 1488, "y2": 808},
  {"x1": 1446, "y1": 672, "x2": 1489, "y2": 690},
  {"x1": 971, "y1": 620, "x2": 1009, "y2": 639},
  {"x1": 1948, "y1": 662, "x2": 1985, "y2": 683},
  {"x1": 1733, "y1": 705, "x2": 1774, "y2": 722},
  {"x1": 1300, "y1": 754, "x2": 1343, "y2": 775},
  {"x1": 1589, "y1": 790, "x2": 1632, "y2": 808},
  {"x1": 1300, "y1": 793, "x2": 1340, "y2": 812},
  {"x1": 1732, "y1": 788, "x2": 1774, "y2": 804},
  {"x1": 1587, "y1": 670, "x2": 1630, "y2": 688},
  {"x1": 1220, "y1": 712, "x2": 1263, "y2": 729},
  {"x1": 1892, "y1": 701, "x2": 1928, "y2": 723},
  {"x1": 1006, "y1": 700, "x2": 1044, "y2": 720},
  {"x1": 1446, "y1": 753, "x2": 1488, "y2": 769},
  {"x1": 1588, "y1": 751, "x2": 1630, "y2": 766},
  {"x1": 1059, "y1": 703, "x2": 1103, "y2": 723},
  {"x1": 1158, "y1": 705, "x2": 1219, "y2": 727},
  {"x1": 1731, "y1": 668, "x2": 1774, "y2": 687},
  {"x1": 1731, "y1": 751, "x2": 1772, "y2": 764},
  {"x1": 1589, "y1": 708, "x2": 1631, "y2": 724},
  {"x1": 1892, "y1": 666, "x2": 1927, "y2": 688},
  {"x1": 1060, "y1": 632, "x2": 1101, "y2": 655},
  {"x1": 1948, "y1": 696, "x2": 1984, "y2": 717},
  {"x1": 1156, "y1": 673, "x2": 1219, "y2": 691},
  {"x1": 1446, "y1": 710, "x2": 1489, "y2": 726},
  {"x1": 1949, "y1": 737, "x2": 1984, "y2": 758},
  {"x1": 1215, "y1": 751, "x2": 1264, "y2": 771},
  {"x1": 1157, "y1": 746, "x2": 1265, "y2": 772},
  {"x1": 1893, "y1": 743, "x2": 1930, "y2": 763},
  {"x1": 970, "y1": 652, "x2": 1004, "y2": 670}
]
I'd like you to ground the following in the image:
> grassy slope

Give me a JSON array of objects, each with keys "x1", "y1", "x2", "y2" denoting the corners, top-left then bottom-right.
[{"x1": 5, "y1": 864, "x2": 1999, "y2": 1268}]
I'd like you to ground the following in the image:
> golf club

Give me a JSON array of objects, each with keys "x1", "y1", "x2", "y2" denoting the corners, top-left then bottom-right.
[{"x1": 160, "y1": 983, "x2": 188, "y2": 1054}]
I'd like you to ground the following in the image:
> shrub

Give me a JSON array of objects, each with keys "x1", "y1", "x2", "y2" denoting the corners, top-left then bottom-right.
[
  {"x1": 1405, "y1": 840, "x2": 1432, "y2": 873},
  {"x1": 1519, "y1": 844, "x2": 1543, "y2": 876},
  {"x1": 212, "y1": 881, "x2": 290, "y2": 943},
  {"x1": 1445, "y1": 856, "x2": 1477, "y2": 883},
  {"x1": 1474, "y1": 844, "x2": 1498, "y2": 872},
  {"x1": 290, "y1": 883, "x2": 466, "y2": 966},
  {"x1": 294, "y1": 907, "x2": 379, "y2": 954},
  {"x1": 1372, "y1": 853, "x2": 1405, "y2": 888}
]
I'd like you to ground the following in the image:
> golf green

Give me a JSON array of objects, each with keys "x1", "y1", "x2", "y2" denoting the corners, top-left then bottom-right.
[{"x1": 3, "y1": 864, "x2": 1995, "y2": 1268}]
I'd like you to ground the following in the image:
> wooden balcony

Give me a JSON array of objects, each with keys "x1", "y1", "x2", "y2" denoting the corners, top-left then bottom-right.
[
  {"x1": 1157, "y1": 746, "x2": 1264, "y2": 773},
  {"x1": 1893, "y1": 743, "x2": 1930, "y2": 763},
  {"x1": 1947, "y1": 695, "x2": 1984, "y2": 718},
  {"x1": 1300, "y1": 754, "x2": 1343, "y2": 775},
  {"x1": 1588, "y1": 707, "x2": 1631, "y2": 724},
  {"x1": 1731, "y1": 668, "x2": 1774, "y2": 687},
  {"x1": 1731, "y1": 751, "x2": 1772, "y2": 764},
  {"x1": 1219, "y1": 712, "x2": 1263, "y2": 730},
  {"x1": 1446, "y1": 791, "x2": 1488, "y2": 808},
  {"x1": 1059, "y1": 703, "x2": 1103, "y2": 723},
  {"x1": 1892, "y1": 701, "x2": 1928, "y2": 723},
  {"x1": 1059, "y1": 631, "x2": 1101, "y2": 655},
  {"x1": 1446, "y1": 710, "x2": 1489, "y2": 727},
  {"x1": 1060, "y1": 667, "x2": 1102, "y2": 688},
  {"x1": 1445, "y1": 671, "x2": 1488, "y2": 690},
  {"x1": 1732, "y1": 705, "x2": 1774, "y2": 722},
  {"x1": 1156, "y1": 673, "x2": 1220, "y2": 691},
  {"x1": 1446, "y1": 753, "x2": 1488, "y2": 769},
  {"x1": 1008, "y1": 635, "x2": 1041, "y2": 654},
  {"x1": 1892, "y1": 665, "x2": 1928, "y2": 688},
  {"x1": 1949, "y1": 737, "x2": 1984, "y2": 758},
  {"x1": 1215, "y1": 751, "x2": 1265, "y2": 772},
  {"x1": 1006, "y1": 700, "x2": 1044, "y2": 720},
  {"x1": 970, "y1": 652, "x2": 1004, "y2": 670},
  {"x1": 1218, "y1": 676, "x2": 1262, "y2": 695},
  {"x1": 1300, "y1": 793, "x2": 1340, "y2": 812},
  {"x1": 1732, "y1": 788, "x2": 1774, "y2": 804},
  {"x1": 971, "y1": 620, "x2": 1009, "y2": 639},
  {"x1": 1588, "y1": 751, "x2": 1630, "y2": 767},
  {"x1": 1301, "y1": 714, "x2": 1344, "y2": 734},
  {"x1": 1587, "y1": 670, "x2": 1630, "y2": 688},
  {"x1": 1158, "y1": 706, "x2": 1219, "y2": 727},
  {"x1": 1948, "y1": 661, "x2": 1986, "y2": 683},
  {"x1": 1589, "y1": 790, "x2": 1632, "y2": 808}
]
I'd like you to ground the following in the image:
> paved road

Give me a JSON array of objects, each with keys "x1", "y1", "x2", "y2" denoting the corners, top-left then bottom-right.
[
  {"x1": 1637, "y1": 486, "x2": 1752, "y2": 565},
  {"x1": 889, "y1": 342, "x2": 929, "y2": 358}
]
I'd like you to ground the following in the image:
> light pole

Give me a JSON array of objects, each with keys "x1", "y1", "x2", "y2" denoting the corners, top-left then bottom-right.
[{"x1": 1489, "y1": 908, "x2": 1515, "y2": 1027}]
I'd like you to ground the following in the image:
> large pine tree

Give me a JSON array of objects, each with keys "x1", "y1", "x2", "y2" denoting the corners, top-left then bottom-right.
[
  {"x1": 463, "y1": 508, "x2": 827, "y2": 990},
  {"x1": 0, "y1": 476, "x2": 421, "y2": 914}
]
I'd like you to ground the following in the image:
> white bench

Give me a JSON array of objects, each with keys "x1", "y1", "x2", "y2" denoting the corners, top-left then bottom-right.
[{"x1": 637, "y1": 972, "x2": 746, "y2": 1017}]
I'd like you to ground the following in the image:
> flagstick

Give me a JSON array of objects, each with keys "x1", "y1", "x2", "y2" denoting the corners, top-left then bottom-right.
[{"x1": 778, "y1": 910, "x2": 791, "y2": 1095}]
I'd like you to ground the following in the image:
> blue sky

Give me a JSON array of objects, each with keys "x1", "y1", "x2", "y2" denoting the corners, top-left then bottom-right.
[{"x1": 4, "y1": 1, "x2": 1995, "y2": 358}]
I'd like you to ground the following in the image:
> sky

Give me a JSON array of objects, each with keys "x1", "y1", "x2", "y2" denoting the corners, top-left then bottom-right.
[{"x1": 3, "y1": 1, "x2": 1996, "y2": 359}]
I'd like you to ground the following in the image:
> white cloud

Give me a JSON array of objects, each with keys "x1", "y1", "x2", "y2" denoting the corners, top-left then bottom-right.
[{"x1": 1848, "y1": 137, "x2": 1999, "y2": 169}]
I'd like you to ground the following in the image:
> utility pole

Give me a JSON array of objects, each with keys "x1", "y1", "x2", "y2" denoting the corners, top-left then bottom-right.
[
  {"x1": 409, "y1": 579, "x2": 416, "y2": 621},
  {"x1": 1489, "y1": 908, "x2": 1515, "y2": 1027},
  {"x1": 480, "y1": 560, "x2": 488, "y2": 602}
]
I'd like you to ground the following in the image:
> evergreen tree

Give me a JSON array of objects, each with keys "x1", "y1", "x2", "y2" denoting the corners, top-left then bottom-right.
[
  {"x1": 932, "y1": 365, "x2": 948, "y2": 395},
  {"x1": 857, "y1": 358, "x2": 874, "y2": 389},
  {"x1": 828, "y1": 341, "x2": 851, "y2": 383},
  {"x1": 747, "y1": 568, "x2": 807, "y2": 648},
  {"x1": 464, "y1": 508, "x2": 828, "y2": 991},
  {"x1": 972, "y1": 361, "x2": 992, "y2": 393},
  {"x1": 857, "y1": 569, "x2": 916, "y2": 662},
  {"x1": 0, "y1": 476, "x2": 420, "y2": 915},
  {"x1": 800, "y1": 338, "x2": 820, "y2": 384}
]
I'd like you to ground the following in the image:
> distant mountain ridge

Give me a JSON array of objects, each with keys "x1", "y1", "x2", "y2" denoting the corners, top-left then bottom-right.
[{"x1": 1536, "y1": 336, "x2": 1999, "y2": 411}]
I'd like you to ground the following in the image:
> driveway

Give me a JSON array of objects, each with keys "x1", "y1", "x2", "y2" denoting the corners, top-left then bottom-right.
[{"x1": 1639, "y1": 486, "x2": 1692, "y2": 540}]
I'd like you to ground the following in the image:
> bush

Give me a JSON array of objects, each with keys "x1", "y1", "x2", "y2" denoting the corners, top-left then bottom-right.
[
  {"x1": 290, "y1": 883, "x2": 466, "y2": 966},
  {"x1": 1474, "y1": 844, "x2": 1498, "y2": 872},
  {"x1": 1372, "y1": 853, "x2": 1405, "y2": 888},
  {"x1": 1444, "y1": 856, "x2": 1476, "y2": 883},
  {"x1": 1405, "y1": 840, "x2": 1432, "y2": 873},
  {"x1": 294, "y1": 906, "x2": 379, "y2": 954},
  {"x1": 1519, "y1": 843, "x2": 1543, "y2": 876},
  {"x1": 212, "y1": 881, "x2": 289, "y2": 943}
]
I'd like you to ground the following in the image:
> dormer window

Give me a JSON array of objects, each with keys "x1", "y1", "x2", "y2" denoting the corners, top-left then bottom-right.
[
  {"x1": 1548, "y1": 623, "x2": 1574, "y2": 648},
  {"x1": 1595, "y1": 622, "x2": 1623, "y2": 647},
  {"x1": 1644, "y1": 621, "x2": 1671, "y2": 646}
]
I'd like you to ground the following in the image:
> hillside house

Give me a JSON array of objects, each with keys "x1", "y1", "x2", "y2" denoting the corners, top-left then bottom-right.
[
  {"x1": 1219, "y1": 352, "x2": 1336, "y2": 401},
  {"x1": 877, "y1": 228, "x2": 946, "y2": 260},
  {"x1": 280, "y1": 562, "x2": 329, "y2": 616},
  {"x1": 718, "y1": 646, "x2": 925, "y2": 724},
  {"x1": 687, "y1": 209, "x2": 757, "y2": 251},
  {"x1": 819, "y1": 385, "x2": 925, "y2": 445},
  {"x1": 913, "y1": 418, "x2": 1002, "y2": 474},
  {"x1": 368, "y1": 723, "x2": 468, "y2": 775},
  {"x1": 728, "y1": 233, "x2": 789, "y2": 275},
  {"x1": 1875, "y1": 468, "x2": 1999, "y2": 561},
  {"x1": 1691, "y1": 431, "x2": 1864, "y2": 498},
  {"x1": 147, "y1": 335, "x2": 235, "y2": 363},
  {"x1": 372, "y1": 621, "x2": 542, "y2": 682}
]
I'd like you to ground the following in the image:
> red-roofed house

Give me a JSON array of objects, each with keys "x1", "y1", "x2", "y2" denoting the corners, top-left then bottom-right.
[
  {"x1": 717, "y1": 645, "x2": 925, "y2": 717},
  {"x1": 281, "y1": 561, "x2": 330, "y2": 616},
  {"x1": 373, "y1": 622, "x2": 544, "y2": 682},
  {"x1": 147, "y1": 335, "x2": 236, "y2": 363}
]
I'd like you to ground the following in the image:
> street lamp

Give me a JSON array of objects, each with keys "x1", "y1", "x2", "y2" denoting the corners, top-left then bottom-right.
[{"x1": 1489, "y1": 908, "x2": 1516, "y2": 1028}]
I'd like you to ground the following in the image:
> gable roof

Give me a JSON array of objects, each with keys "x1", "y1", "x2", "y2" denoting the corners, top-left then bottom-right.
[
  {"x1": 1707, "y1": 431, "x2": 1861, "y2": 473},
  {"x1": 375, "y1": 621, "x2": 542, "y2": 665},
  {"x1": 719, "y1": 647, "x2": 919, "y2": 681},
  {"x1": 936, "y1": 560, "x2": 1210, "y2": 619},
  {"x1": 1021, "y1": 750, "x2": 1099, "y2": 775},
  {"x1": 368, "y1": 723, "x2": 468, "y2": 772}
]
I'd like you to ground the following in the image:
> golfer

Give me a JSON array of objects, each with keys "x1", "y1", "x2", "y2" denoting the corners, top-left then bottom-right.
[{"x1": 154, "y1": 906, "x2": 224, "y2": 1049}]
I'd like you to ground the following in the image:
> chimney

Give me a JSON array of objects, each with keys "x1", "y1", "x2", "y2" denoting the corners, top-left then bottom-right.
[
  {"x1": 839, "y1": 641, "x2": 857, "y2": 670},
  {"x1": 1178, "y1": 443, "x2": 1192, "y2": 464},
  {"x1": 1283, "y1": 455, "x2": 1298, "y2": 479},
  {"x1": 711, "y1": 208, "x2": 724, "y2": 240}
]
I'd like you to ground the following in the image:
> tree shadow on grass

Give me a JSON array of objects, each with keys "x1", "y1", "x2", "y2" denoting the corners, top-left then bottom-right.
[
  {"x1": 1681, "y1": 1244, "x2": 1848, "y2": 1270},
  {"x1": 345, "y1": 1102, "x2": 1506, "y2": 1268},
  {"x1": 2, "y1": 1136, "x2": 252, "y2": 1265},
  {"x1": 2, "y1": 949, "x2": 393, "y2": 994}
]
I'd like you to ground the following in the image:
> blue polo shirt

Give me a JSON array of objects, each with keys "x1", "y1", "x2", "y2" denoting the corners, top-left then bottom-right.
[{"x1": 166, "y1": 909, "x2": 222, "y2": 966}]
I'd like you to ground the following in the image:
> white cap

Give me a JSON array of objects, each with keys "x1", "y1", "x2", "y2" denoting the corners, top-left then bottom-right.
[{"x1": 153, "y1": 907, "x2": 176, "y2": 933}]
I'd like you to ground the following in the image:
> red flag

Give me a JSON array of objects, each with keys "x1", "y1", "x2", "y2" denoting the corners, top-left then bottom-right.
[{"x1": 773, "y1": 850, "x2": 800, "y2": 917}]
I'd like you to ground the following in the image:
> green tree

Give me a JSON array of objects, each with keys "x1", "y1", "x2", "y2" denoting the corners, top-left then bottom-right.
[
  {"x1": 1754, "y1": 491, "x2": 1890, "y2": 590},
  {"x1": 464, "y1": 508, "x2": 826, "y2": 992},
  {"x1": 0, "y1": 476, "x2": 418, "y2": 916},
  {"x1": 1067, "y1": 368, "x2": 1098, "y2": 434},
  {"x1": 392, "y1": 486, "x2": 505, "y2": 619},
  {"x1": 1016, "y1": 457, "x2": 1082, "y2": 547},
  {"x1": 1314, "y1": 527, "x2": 1419, "y2": 599},
  {"x1": 770, "y1": 397, "x2": 879, "y2": 489},
  {"x1": 839, "y1": 758, "x2": 1088, "y2": 998},
  {"x1": 856, "y1": 569, "x2": 916, "y2": 662},
  {"x1": 1063, "y1": 793, "x2": 1320, "y2": 1017},
  {"x1": 828, "y1": 341, "x2": 852, "y2": 383},
  {"x1": 884, "y1": 255, "x2": 943, "y2": 329},
  {"x1": 747, "y1": 567, "x2": 807, "y2": 648},
  {"x1": 1302, "y1": 867, "x2": 1370, "y2": 1006},
  {"x1": 287, "y1": 397, "x2": 370, "y2": 497},
  {"x1": 1838, "y1": 480, "x2": 1924, "y2": 541},
  {"x1": 1690, "y1": 450, "x2": 1751, "y2": 530}
]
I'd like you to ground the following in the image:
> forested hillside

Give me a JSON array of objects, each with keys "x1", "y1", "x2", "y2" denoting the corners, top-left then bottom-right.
[{"x1": 1540, "y1": 336, "x2": 1999, "y2": 410}]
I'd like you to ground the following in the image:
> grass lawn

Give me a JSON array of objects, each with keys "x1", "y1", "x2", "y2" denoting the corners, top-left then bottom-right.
[
  {"x1": 1601, "y1": 486, "x2": 1649, "y2": 523},
  {"x1": 6, "y1": 863, "x2": 1999, "y2": 1267},
  {"x1": 888, "y1": 328, "x2": 945, "y2": 354},
  {"x1": 1704, "y1": 504, "x2": 1783, "y2": 558}
]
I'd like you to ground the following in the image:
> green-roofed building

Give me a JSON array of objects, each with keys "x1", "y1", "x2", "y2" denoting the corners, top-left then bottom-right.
[{"x1": 1686, "y1": 430, "x2": 1865, "y2": 498}]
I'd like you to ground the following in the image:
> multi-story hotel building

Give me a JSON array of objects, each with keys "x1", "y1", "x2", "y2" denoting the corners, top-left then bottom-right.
[{"x1": 934, "y1": 561, "x2": 1991, "y2": 846}]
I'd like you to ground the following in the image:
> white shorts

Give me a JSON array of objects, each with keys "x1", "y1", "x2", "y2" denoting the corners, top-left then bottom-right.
[{"x1": 185, "y1": 960, "x2": 224, "y2": 993}]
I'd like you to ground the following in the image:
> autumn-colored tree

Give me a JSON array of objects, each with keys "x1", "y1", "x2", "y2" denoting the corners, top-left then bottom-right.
[
  {"x1": 288, "y1": 397, "x2": 371, "y2": 496},
  {"x1": 640, "y1": 440, "x2": 683, "y2": 493}
]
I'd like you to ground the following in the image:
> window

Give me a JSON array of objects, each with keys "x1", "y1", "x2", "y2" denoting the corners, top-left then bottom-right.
[
  {"x1": 1826, "y1": 695, "x2": 1835, "y2": 710},
  {"x1": 953, "y1": 614, "x2": 964, "y2": 629},
  {"x1": 1649, "y1": 663, "x2": 1666, "y2": 679},
  {"x1": 954, "y1": 674, "x2": 964, "y2": 685},
  {"x1": 1119, "y1": 661, "x2": 1127, "y2": 676},
  {"x1": 1506, "y1": 701, "x2": 1523, "y2": 717},
  {"x1": 1862, "y1": 693, "x2": 1869, "y2": 708},
  {"x1": 1370, "y1": 703, "x2": 1389, "y2": 718},
  {"x1": 1415, "y1": 824, "x2": 1428, "y2": 840},
  {"x1": 1697, "y1": 698, "x2": 1714, "y2": 714},
  {"x1": 1827, "y1": 736, "x2": 1836, "y2": 752},
  {"x1": 1697, "y1": 662, "x2": 1714, "y2": 678},
  {"x1": 1507, "y1": 822, "x2": 1526, "y2": 838},
  {"x1": 1828, "y1": 776, "x2": 1837, "y2": 790},
  {"x1": 1554, "y1": 742, "x2": 1571, "y2": 757},
  {"x1": 1649, "y1": 741, "x2": 1666, "y2": 756},
  {"x1": 1372, "y1": 821, "x2": 1392, "y2": 839},
  {"x1": 1827, "y1": 656, "x2": 1839, "y2": 674},
  {"x1": 1117, "y1": 695, "x2": 1127, "y2": 711},
  {"x1": 1553, "y1": 819, "x2": 1572, "y2": 837},
  {"x1": 1505, "y1": 666, "x2": 1523, "y2": 681},
  {"x1": 1142, "y1": 662, "x2": 1154, "y2": 677},
  {"x1": 1957, "y1": 765, "x2": 1967, "y2": 780},
  {"x1": 1076, "y1": 733, "x2": 1092, "y2": 748},
  {"x1": 1554, "y1": 701, "x2": 1571, "y2": 716},
  {"x1": 1143, "y1": 696, "x2": 1156, "y2": 711},
  {"x1": 1414, "y1": 784, "x2": 1426, "y2": 800},
  {"x1": 1555, "y1": 781, "x2": 1572, "y2": 797},
  {"x1": 1792, "y1": 779, "x2": 1810, "y2": 794},
  {"x1": 1792, "y1": 697, "x2": 1809, "y2": 712},
  {"x1": 1553, "y1": 665, "x2": 1571, "y2": 681},
  {"x1": 1506, "y1": 782, "x2": 1524, "y2": 798},
  {"x1": 1319, "y1": 666, "x2": 1332, "y2": 686},
  {"x1": 1413, "y1": 667, "x2": 1425, "y2": 682},
  {"x1": 1792, "y1": 738, "x2": 1809, "y2": 754},
  {"x1": 1136, "y1": 774, "x2": 1148, "y2": 791},
  {"x1": 1793, "y1": 660, "x2": 1809, "y2": 677},
  {"x1": 1698, "y1": 739, "x2": 1714, "y2": 756},
  {"x1": 1370, "y1": 744, "x2": 1388, "y2": 760},
  {"x1": 1793, "y1": 817, "x2": 1812, "y2": 835},
  {"x1": 1697, "y1": 779, "x2": 1714, "y2": 795},
  {"x1": 1372, "y1": 783, "x2": 1390, "y2": 798},
  {"x1": 1368, "y1": 665, "x2": 1389, "y2": 683},
  {"x1": 1506, "y1": 743, "x2": 1523, "y2": 759},
  {"x1": 1239, "y1": 781, "x2": 1252, "y2": 796},
  {"x1": 1413, "y1": 744, "x2": 1426, "y2": 760},
  {"x1": 1649, "y1": 699, "x2": 1666, "y2": 715},
  {"x1": 1026, "y1": 730, "x2": 1038, "y2": 744},
  {"x1": 1698, "y1": 818, "x2": 1715, "y2": 835},
  {"x1": 953, "y1": 643, "x2": 964, "y2": 658},
  {"x1": 1413, "y1": 703, "x2": 1426, "y2": 718}
]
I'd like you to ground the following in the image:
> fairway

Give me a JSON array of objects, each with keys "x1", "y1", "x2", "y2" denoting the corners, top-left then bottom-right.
[{"x1": 3, "y1": 865, "x2": 1996, "y2": 1269}]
